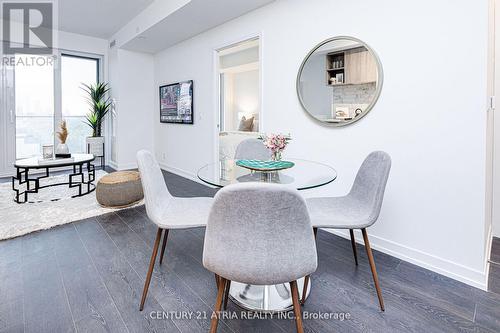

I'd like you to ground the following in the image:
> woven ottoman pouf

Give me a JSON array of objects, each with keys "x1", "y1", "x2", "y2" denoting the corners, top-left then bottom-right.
[{"x1": 96, "y1": 171, "x2": 144, "y2": 208}]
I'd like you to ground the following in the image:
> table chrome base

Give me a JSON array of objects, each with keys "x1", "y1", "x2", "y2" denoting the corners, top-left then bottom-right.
[{"x1": 228, "y1": 277, "x2": 310, "y2": 313}]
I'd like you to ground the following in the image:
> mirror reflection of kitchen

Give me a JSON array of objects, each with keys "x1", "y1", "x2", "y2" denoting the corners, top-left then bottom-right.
[{"x1": 298, "y1": 38, "x2": 380, "y2": 124}]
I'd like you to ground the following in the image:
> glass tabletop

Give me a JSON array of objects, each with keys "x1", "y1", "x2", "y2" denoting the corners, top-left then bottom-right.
[
  {"x1": 14, "y1": 153, "x2": 95, "y2": 168},
  {"x1": 197, "y1": 158, "x2": 337, "y2": 190}
]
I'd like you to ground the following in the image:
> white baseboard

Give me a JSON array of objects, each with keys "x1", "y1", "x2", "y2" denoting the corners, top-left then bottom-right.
[
  {"x1": 485, "y1": 223, "x2": 494, "y2": 291},
  {"x1": 108, "y1": 160, "x2": 118, "y2": 170},
  {"x1": 158, "y1": 162, "x2": 216, "y2": 187},
  {"x1": 326, "y1": 229, "x2": 488, "y2": 290},
  {"x1": 109, "y1": 161, "x2": 137, "y2": 171}
]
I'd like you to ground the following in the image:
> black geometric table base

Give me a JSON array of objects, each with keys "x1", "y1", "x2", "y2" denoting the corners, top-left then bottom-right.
[{"x1": 12, "y1": 162, "x2": 96, "y2": 204}]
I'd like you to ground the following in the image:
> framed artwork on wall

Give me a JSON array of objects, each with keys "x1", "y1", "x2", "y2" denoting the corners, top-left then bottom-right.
[{"x1": 159, "y1": 80, "x2": 194, "y2": 124}]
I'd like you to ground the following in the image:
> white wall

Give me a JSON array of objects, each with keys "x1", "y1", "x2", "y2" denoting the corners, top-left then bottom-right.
[
  {"x1": 493, "y1": 0, "x2": 500, "y2": 239},
  {"x1": 153, "y1": 0, "x2": 489, "y2": 289},
  {"x1": 108, "y1": 49, "x2": 155, "y2": 170},
  {"x1": 58, "y1": 30, "x2": 108, "y2": 56}
]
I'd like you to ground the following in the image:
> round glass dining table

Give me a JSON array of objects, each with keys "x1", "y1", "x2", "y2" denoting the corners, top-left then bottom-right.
[
  {"x1": 197, "y1": 158, "x2": 337, "y2": 190},
  {"x1": 197, "y1": 158, "x2": 337, "y2": 312}
]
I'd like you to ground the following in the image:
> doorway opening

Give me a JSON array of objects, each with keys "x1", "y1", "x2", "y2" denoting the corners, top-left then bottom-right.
[{"x1": 215, "y1": 37, "x2": 261, "y2": 161}]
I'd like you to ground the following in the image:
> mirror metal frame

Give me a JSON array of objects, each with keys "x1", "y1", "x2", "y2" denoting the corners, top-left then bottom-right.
[{"x1": 296, "y1": 36, "x2": 384, "y2": 127}]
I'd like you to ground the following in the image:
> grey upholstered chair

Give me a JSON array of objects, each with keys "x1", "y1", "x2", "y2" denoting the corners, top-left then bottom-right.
[
  {"x1": 305, "y1": 151, "x2": 391, "y2": 311},
  {"x1": 136, "y1": 150, "x2": 213, "y2": 311},
  {"x1": 203, "y1": 183, "x2": 317, "y2": 333},
  {"x1": 234, "y1": 138, "x2": 271, "y2": 160}
]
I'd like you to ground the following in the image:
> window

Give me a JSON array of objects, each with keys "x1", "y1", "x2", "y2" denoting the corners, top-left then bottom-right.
[
  {"x1": 61, "y1": 55, "x2": 99, "y2": 153},
  {"x1": 15, "y1": 55, "x2": 54, "y2": 159},
  {"x1": 14, "y1": 52, "x2": 101, "y2": 159}
]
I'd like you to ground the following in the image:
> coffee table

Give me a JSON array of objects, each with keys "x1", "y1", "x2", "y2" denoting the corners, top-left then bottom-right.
[{"x1": 12, "y1": 154, "x2": 96, "y2": 204}]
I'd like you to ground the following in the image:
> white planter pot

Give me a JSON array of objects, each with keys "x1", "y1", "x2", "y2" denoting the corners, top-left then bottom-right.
[
  {"x1": 86, "y1": 136, "x2": 105, "y2": 157},
  {"x1": 55, "y1": 143, "x2": 69, "y2": 155}
]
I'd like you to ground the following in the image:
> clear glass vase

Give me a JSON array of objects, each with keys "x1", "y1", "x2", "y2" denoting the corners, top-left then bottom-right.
[{"x1": 271, "y1": 151, "x2": 282, "y2": 161}]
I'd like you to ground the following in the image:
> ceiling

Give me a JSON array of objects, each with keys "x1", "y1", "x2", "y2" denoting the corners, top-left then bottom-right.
[
  {"x1": 58, "y1": 0, "x2": 155, "y2": 38},
  {"x1": 58, "y1": 0, "x2": 275, "y2": 49},
  {"x1": 121, "y1": 0, "x2": 274, "y2": 53}
]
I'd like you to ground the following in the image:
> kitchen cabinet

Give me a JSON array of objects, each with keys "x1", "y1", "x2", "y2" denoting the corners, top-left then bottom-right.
[
  {"x1": 325, "y1": 46, "x2": 377, "y2": 86},
  {"x1": 344, "y1": 47, "x2": 377, "y2": 84}
]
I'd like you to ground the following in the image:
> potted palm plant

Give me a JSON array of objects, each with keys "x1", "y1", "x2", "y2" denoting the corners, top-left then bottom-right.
[{"x1": 82, "y1": 82, "x2": 111, "y2": 158}]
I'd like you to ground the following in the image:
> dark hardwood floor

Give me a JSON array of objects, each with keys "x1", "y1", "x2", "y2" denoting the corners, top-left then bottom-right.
[
  {"x1": 491, "y1": 237, "x2": 500, "y2": 264},
  {"x1": 1, "y1": 171, "x2": 500, "y2": 332},
  {"x1": 490, "y1": 237, "x2": 500, "y2": 296}
]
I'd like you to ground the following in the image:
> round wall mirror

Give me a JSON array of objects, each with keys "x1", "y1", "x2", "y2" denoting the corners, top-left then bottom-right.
[{"x1": 296, "y1": 36, "x2": 383, "y2": 126}]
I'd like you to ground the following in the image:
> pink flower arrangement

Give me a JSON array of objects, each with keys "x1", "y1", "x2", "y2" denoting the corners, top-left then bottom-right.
[{"x1": 259, "y1": 133, "x2": 292, "y2": 161}]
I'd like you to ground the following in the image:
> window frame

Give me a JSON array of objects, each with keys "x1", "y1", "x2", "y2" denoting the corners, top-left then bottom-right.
[{"x1": 53, "y1": 50, "x2": 103, "y2": 152}]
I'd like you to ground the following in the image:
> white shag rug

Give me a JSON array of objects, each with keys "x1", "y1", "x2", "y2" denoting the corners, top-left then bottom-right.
[{"x1": 0, "y1": 170, "x2": 142, "y2": 240}]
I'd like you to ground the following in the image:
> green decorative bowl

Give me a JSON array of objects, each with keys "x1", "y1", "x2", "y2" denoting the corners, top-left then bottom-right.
[{"x1": 236, "y1": 159, "x2": 295, "y2": 172}]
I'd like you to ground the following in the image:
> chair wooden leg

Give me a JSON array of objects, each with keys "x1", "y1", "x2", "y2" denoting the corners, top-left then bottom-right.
[
  {"x1": 361, "y1": 228, "x2": 385, "y2": 311},
  {"x1": 210, "y1": 277, "x2": 226, "y2": 333},
  {"x1": 140, "y1": 227, "x2": 163, "y2": 311},
  {"x1": 290, "y1": 280, "x2": 304, "y2": 333},
  {"x1": 301, "y1": 227, "x2": 318, "y2": 306},
  {"x1": 349, "y1": 229, "x2": 359, "y2": 266},
  {"x1": 159, "y1": 229, "x2": 169, "y2": 265},
  {"x1": 300, "y1": 275, "x2": 310, "y2": 305},
  {"x1": 223, "y1": 280, "x2": 231, "y2": 310},
  {"x1": 301, "y1": 227, "x2": 318, "y2": 305}
]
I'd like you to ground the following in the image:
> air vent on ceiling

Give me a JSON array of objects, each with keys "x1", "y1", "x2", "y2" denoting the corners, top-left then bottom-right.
[{"x1": 109, "y1": 40, "x2": 116, "y2": 48}]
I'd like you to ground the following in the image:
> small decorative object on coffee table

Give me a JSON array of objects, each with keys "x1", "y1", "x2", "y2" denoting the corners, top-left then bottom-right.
[
  {"x1": 42, "y1": 144, "x2": 54, "y2": 159},
  {"x1": 55, "y1": 120, "x2": 70, "y2": 158},
  {"x1": 259, "y1": 133, "x2": 292, "y2": 161}
]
